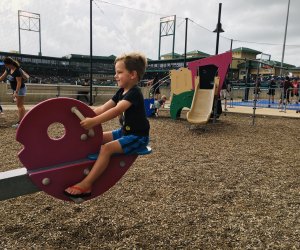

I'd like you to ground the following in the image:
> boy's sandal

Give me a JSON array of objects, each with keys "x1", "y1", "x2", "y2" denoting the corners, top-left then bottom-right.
[{"x1": 63, "y1": 185, "x2": 92, "y2": 198}]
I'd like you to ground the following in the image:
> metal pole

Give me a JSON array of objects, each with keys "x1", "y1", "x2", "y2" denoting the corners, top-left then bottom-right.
[
  {"x1": 18, "y1": 10, "x2": 21, "y2": 54},
  {"x1": 280, "y1": 0, "x2": 291, "y2": 76},
  {"x1": 89, "y1": 0, "x2": 93, "y2": 106},
  {"x1": 244, "y1": 58, "x2": 248, "y2": 101},
  {"x1": 252, "y1": 58, "x2": 261, "y2": 126},
  {"x1": 215, "y1": 3, "x2": 222, "y2": 55},
  {"x1": 229, "y1": 39, "x2": 233, "y2": 78},
  {"x1": 172, "y1": 15, "x2": 176, "y2": 59},
  {"x1": 158, "y1": 22, "x2": 162, "y2": 60},
  {"x1": 213, "y1": 3, "x2": 222, "y2": 123},
  {"x1": 183, "y1": 18, "x2": 188, "y2": 68},
  {"x1": 39, "y1": 14, "x2": 42, "y2": 56}
]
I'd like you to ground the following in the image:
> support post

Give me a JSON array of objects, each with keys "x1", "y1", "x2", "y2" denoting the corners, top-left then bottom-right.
[
  {"x1": 18, "y1": 10, "x2": 21, "y2": 54},
  {"x1": 172, "y1": 16, "x2": 176, "y2": 59},
  {"x1": 215, "y1": 3, "x2": 222, "y2": 55},
  {"x1": 89, "y1": 0, "x2": 93, "y2": 106},
  {"x1": 280, "y1": 0, "x2": 291, "y2": 76},
  {"x1": 252, "y1": 59, "x2": 260, "y2": 126},
  {"x1": 158, "y1": 22, "x2": 162, "y2": 60},
  {"x1": 213, "y1": 3, "x2": 223, "y2": 124},
  {"x1": 39, "y1": 14, "x2": 42, "y2": 56},
  {"x1": 183, "y1": 18, "x2": 188, "y2": 68}
]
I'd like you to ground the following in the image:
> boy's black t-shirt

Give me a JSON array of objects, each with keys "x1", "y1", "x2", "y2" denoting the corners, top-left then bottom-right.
[
  {"x1": 6, "y1": 68, "x2": 25, "y2": 90},
  {"x1": 112, "y1": 85, "x2": 150, "y2": 136}
]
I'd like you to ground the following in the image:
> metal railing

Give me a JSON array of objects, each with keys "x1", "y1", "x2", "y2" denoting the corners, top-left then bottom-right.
[
  {"x1": 147, "y1": 74, "x2": 170, "y2": 99},
  {"x1": 4, "y1": 83, "x2": 119, "y2": 104},
  {"x1": 222, "y1": 85, "x2": 300, "y2": 124},
  {"x1": 227, "y1": 86, "x2": 300, "y2": 108},
  {"x1": 283, "y1": 88, "x2": 299, "y2": 113}
]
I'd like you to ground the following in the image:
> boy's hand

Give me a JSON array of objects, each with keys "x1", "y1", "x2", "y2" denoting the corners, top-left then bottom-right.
[{"x1": 80, "y1": 117, "x2": 97, "y2": 130}]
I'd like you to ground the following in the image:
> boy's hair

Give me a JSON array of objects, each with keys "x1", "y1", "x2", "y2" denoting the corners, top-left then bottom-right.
[
  {"x1": 115, "y1": 52, "x2": 147, "y2": 81},
  {"x1": 161, "y1": 95, "x2": 167, "y2": 100}
]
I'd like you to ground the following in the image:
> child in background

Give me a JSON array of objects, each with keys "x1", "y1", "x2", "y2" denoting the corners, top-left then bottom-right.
[
  {"x1": 153, "y1": 95, "x2": 167, "y2": 117},
  {"x1": 64, "y1": 52, "x2": 150, "y2": 198}
]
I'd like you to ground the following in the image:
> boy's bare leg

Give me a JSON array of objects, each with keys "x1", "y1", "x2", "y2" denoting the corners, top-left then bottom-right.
[
  {"x1": 102, "y1": 131, "x2": 114, "y2": 144},
  {"x1": 65, "y1": 140, "x2": 123, "y2": 195}
]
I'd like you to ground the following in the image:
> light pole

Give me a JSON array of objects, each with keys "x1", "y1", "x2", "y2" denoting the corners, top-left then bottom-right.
[
  {"x1": 280, "y1": 0, "x2": 291, "y2": 76},
  {"x1": 89, "y1": 0, "x2": 93, "y2": 106},
  {"x1": 213, "y1": 3, "x2": 224, "y2": 55},
  {"x1": 212, "y1": 3, "x2": 225, "y2": 123},
  {"x1": 183, "y1": 18, "x2": 188, "y2": 68}
]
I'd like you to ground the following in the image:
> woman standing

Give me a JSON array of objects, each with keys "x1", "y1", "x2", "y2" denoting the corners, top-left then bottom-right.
[{"x1": 0, "y1": 57, "x2": 27, "y2": 128}]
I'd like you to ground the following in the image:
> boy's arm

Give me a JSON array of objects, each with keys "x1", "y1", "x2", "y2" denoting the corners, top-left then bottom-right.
[
  {"x1": 93, "y1": 99, "x2": 116, "y2": 115},
  {"x1": 81, "y1": 100, "x2": 132, "y2": 129}
]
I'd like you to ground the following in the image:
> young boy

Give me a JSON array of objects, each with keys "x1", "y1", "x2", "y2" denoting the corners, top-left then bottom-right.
[
  {"x1": 153, "y1": 95, "x2": 167, "y2": 117},
  {"x1": 64, "y1": 52, "x2": 150, "y2": 198}
]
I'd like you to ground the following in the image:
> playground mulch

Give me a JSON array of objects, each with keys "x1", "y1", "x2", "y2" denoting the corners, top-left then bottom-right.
[{"x1": 0, "y1": 110, "x2": 300, "y2": 249}]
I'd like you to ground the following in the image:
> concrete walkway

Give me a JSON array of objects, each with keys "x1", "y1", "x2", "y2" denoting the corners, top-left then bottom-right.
[
  {"x1": 1, "y1": 104, "x2": 35, "y2": 111},
  {"x1": 2, "y1": 103, "x2": 299, "y2": 119},
  {"x1": 163, "y1": 102, "x2": 300, "y2": 119},
  {"x1": 225, "y1": 106, "x2": 300, "y2": 119}
]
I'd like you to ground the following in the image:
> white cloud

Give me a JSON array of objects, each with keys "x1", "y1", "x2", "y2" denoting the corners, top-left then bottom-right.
[{"x1": 0, "y1": 0, "x2": 299, "y2": 66}]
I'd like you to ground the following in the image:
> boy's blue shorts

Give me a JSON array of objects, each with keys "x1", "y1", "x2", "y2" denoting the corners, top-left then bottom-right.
[{"x1": 112, "y1": 128, "x2": 149, "y2": 155}]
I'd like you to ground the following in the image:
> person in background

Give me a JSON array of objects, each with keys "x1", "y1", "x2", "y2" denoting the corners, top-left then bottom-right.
[
  {"x1": 253, "y1": 75, "x2": 261, "y2": 100},
  {"x1": 151, "y1": 73, "x2": 161, "y2": 100},
  {"x1": 243, "y1": 74, "x2": 251, "y2": 102},
  {"x1": 0, "y1": 104, "x2": 3, "y2": 114},
  {"x1": 0, "y1": 57, "x2": 27, "y2": 128},
  {"x1": 76, "y1": 79, "x2": 90, "y2": 104},
  {"x1": 221, "y1": 75, "x2": 230, "y2": 111},
  {"x1": 153, "y1": 95, "x2": 167, "y2": 117},
  {"x1": 291, "y1": 78, "x2": 299, "y2": 104},
  {"x1": 267, "y1": 77, "x2": 277, "y2": 104},
  {"x1": 279, "y1": 76, "x2": 293, "y2": 106}
]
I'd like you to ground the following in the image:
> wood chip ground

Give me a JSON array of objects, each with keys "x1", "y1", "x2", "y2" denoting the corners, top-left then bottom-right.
[{"x1": 0, "y1": 110, "x2": 299, "y2": 249}]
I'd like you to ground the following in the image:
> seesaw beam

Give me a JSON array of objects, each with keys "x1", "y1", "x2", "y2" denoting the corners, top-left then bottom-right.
[{"x1": 0, "y1": 168, "x2": 39, "y2": 201}]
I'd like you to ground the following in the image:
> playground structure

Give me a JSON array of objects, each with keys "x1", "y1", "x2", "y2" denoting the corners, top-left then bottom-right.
[
  {"x1": 144, "y1": 52, "x2": 232, "y2": 122},
  {"x1": 0, "y1": 98, "x2": 151, "y2": 203},
  {"x1": 187, "y1": 76, "x2": 219, "y2": 124},
  {"x1": 169, "y1": 52, "x2": 232, "y2": 123}
]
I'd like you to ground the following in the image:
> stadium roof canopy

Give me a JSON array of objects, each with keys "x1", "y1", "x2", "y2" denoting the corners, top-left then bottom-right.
[
  {"x1": 237, "y1": 59, "x2": 296, "y2": 69},
  {"x1": 185, "y1": 50, "x2": 210, "y2": 57},
  {"x1": 63, "y1": 54, "x2": 116, "y2": 60},
  {"x1": 231, "y1": 47, "x2": 262, "y2": 55},
  {"x1": 160, "y1": 52, "x2": 182, "y2": 58}
]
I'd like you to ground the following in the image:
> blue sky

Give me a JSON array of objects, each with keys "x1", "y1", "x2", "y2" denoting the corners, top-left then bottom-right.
[{"x1": 0, "y1": 0, "x2": 299, "y2": 66}]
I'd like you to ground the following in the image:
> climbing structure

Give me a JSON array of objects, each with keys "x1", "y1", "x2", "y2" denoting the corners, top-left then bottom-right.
[{"x1": 169, "y1": 52, "x2": 232, "y2": 122}]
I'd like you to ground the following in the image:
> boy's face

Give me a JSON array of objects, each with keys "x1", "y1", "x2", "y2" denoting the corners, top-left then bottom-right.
[{"x1": 114, "y1": 61, "x2": 137, "y2": 88}]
